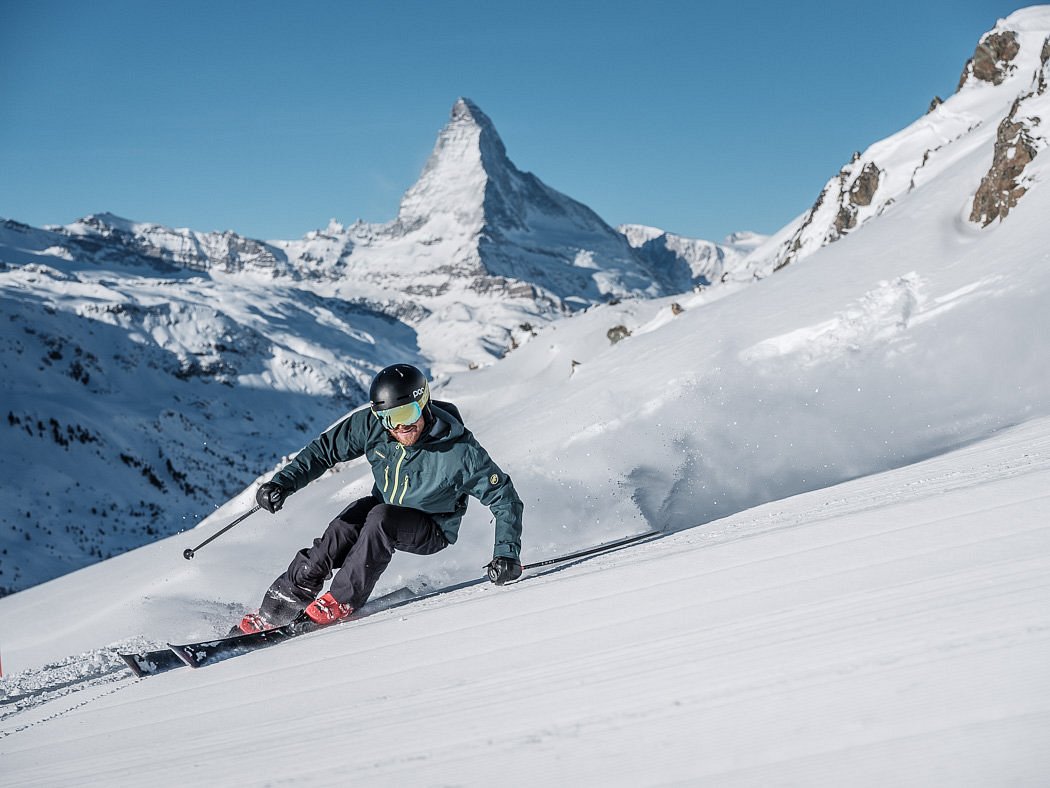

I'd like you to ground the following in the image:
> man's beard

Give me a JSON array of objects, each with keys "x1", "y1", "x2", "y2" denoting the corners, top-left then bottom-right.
[{"x1": 392, "y1": 428, "x2": 422, "y2": 446}]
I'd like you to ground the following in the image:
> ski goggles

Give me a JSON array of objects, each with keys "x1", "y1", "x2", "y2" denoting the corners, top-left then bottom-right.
[{"x1": 373, "y1": 401, "x2": 424, "y2": 430}]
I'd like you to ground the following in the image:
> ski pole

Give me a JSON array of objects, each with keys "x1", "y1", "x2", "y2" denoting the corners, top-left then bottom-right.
[
  {"x1": 520, "y1": 530, "x2": 659, "y2": 571},
  {"x1": 183, "y1": 505, "x2": 261, "y2": 560}
]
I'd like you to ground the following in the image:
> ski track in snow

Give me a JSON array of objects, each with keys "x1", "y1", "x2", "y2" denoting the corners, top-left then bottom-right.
[{"x1": 0, "y1": 646, "x2": 143, "y2": 737}]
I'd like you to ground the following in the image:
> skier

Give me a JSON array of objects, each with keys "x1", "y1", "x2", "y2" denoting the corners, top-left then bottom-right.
[{"x1": 235, "y1": 363, "x2": 524, "y2": 634}]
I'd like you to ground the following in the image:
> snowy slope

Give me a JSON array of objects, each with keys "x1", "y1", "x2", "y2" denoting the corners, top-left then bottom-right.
[
  {"x1": 620, "y1": 224, "x2": 766, "y2": 287},
  {"x1": 1, "y1": 419, "x2": 1048, "y2": 785},
  {"x1": 0, "y1": 245, "x2": 422, "y2": 594},
  {"x1": 741, "y1": 8, "x2": 1050, "y2": 275},
  {"x1": 2, "y1": 7, "x2": 1050, "y2": 784}
]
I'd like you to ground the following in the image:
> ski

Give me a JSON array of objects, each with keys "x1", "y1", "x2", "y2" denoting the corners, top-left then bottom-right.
[
  {"x1": 169, "y1": 618, "x2": 311, "y2": 668},
  {"x1": 120, "y1": 647, "x2": 186, "y2": 678},
  {"x1": 119, "y1": 586, "x2": 417, "y2": 677},
  {"x1": 120, "y1": 530, "x2": 660, "y2": 676}
]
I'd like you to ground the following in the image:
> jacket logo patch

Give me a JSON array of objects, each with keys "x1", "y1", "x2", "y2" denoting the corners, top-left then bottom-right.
[
  {"x1": 374, "y1": 449, "x2": 386, "y2": 459},
  {"x1": 490, "y1": 474, "x2": 500, "y2": 485}
]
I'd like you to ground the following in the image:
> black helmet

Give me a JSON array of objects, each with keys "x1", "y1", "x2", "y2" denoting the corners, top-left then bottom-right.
[{"x1": 369, "y1": 364, "x2": 430, "y2": 428}]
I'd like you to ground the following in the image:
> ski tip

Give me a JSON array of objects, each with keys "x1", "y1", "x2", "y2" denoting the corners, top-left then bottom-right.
[
  {"x1": 119, "y1": 648, "x2": 187, "y2": 677},
  {"x1": 120, "y1": 652, "x2": 148, "y2": 678}
]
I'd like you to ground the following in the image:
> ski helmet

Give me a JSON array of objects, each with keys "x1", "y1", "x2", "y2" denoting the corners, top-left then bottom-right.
[{"x1": 369, "y1": 364, "x2": 430, "y2": 429}]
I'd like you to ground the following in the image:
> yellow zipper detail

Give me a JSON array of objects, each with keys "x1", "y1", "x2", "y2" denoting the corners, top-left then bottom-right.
[
  {"x1": 383, "y1": 465, "x2": 390, "y2": 494},
  {"x1": 392, "y1": 444, "x2": 407, "y2": 503},
  {"x1": 398, "y1": 475, "x2": 409, "y2": 505}
]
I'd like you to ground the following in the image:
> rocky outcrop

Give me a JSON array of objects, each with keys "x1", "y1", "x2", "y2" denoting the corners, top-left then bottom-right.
[
  {"x1": 834, "y1": 161, "x2": 883, "y2": 235},
  {"x1": 772, "y1": 155, "x2": 884, "y2": 271},
  {"x1": 959, "y1": 30, "x2": 1020, "y2": 88},
  {"x1": 1040, "y1": 35, "x2": 1050, "y2": 94},
  {"x1": 970, "y1": 97, "x2": 1040, "y2": 226}
]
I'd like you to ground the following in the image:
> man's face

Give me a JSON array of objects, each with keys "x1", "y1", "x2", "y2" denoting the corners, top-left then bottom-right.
[{"x1": 389, "y1": 416, "x2": 425, "y2": 446}]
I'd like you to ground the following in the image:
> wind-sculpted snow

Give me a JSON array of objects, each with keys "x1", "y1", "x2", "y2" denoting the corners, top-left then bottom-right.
[{"x1": 739, "y1": 273, "x2": 923, "y2": 367}]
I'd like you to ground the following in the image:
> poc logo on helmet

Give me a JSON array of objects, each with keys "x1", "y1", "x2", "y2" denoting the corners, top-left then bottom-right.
[{"x1": 413, "y1": 387, "x2": 426, "y2": 398}]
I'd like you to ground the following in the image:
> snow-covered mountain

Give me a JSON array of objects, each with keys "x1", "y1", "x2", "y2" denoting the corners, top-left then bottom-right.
[
  {"x1": 2, "y1": 8, "x2": 1050, "y2": 783},
  {"x1": 742, "y1": 9, "x2": 1050, "y2": 274},
  {"x1": 0, "y1": 99, "x2": 747, "y2": 596},
  {"x1": 619, "y1": 224, "x2": 766, "y2": 288}
]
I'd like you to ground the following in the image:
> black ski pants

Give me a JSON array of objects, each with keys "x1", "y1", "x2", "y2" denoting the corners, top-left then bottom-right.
[{"x1": 264, "y1": 495, "x2": 448, "y2": 617}]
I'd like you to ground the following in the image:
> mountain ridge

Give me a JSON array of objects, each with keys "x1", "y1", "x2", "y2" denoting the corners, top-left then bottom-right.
[{"x1": 740, "y1": 6, "x2": 1050, "y2": 275}]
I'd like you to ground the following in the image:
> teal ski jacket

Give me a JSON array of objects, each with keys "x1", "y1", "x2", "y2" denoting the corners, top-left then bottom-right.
[{"x1": 269, "y1": 401, "x2": 524, "y2": 560}]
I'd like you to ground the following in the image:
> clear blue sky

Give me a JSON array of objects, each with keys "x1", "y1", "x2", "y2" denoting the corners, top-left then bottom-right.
[{"x1": 0, "y1": 0, "x2": 1028, "y2": 243}]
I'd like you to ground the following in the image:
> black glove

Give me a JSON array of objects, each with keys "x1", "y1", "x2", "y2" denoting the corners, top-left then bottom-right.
[
  {"x1": 256, "y1": 482, "x2": 287, "y2": 514},
  {"x1": 486, "y1": 557, "x2": 522, "y2": 585}
]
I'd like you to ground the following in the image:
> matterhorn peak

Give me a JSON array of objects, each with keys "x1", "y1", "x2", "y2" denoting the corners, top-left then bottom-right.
[
  {"x1": 390, "y1": 97, "x2": 677, "y2": 300},
  {"x1": 396, "y1": 98, "x2": 513, "y2": 226},
  {"x1": 450, "y1": 97, "x2": 491, "y2": 127},
  {"x1": 446, "y1": 98, "x2": 508, "y2": 156}
]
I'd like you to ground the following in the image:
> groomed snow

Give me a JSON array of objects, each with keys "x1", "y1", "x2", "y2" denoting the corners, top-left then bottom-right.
[{"x1": 1, "y1": 417, "x2": 1048, "y2": 784}]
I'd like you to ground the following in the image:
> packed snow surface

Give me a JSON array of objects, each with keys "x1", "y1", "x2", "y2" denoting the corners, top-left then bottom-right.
[{"x1": 2, "y1": 419, "x2": 1048, "y2": 784}]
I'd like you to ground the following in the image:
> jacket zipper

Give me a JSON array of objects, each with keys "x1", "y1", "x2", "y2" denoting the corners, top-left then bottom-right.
[{"x1": 392, "y1": 444, "x2": 408, "y2": 504}]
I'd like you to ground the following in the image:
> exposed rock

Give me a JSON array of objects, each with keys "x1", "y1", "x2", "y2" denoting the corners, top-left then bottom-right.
[
  {"x1": 607, "y1": 325, "x2": 631, "y2": 345},
  {"x1": 849, "y1": 162, "x2": 882, "y2": 207},
  {"x1": 773, "y1": 153, "x2": 885, "y2": 273},
  {"x1": 832, "y1": 205, "x2": 854, "y2": 237},
  {"x1": 970, "y1": 97, "x2": 1039, "y2": 226},
  {"x1": 959, "y1": 30, "x2": 1020, "y2": 89},
  {"x1": 927, "y1": 96, "x2": 944, "y2": 114},
  {"x1": 670, "y1": 302, "x2": 684, "y2": 316},
  {"x1": 833, "y1": 161, "x2": 883, "y2": 236},
  {"x1": 1039, "y1": 36, "x2": 1050, "y2": 94}
]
